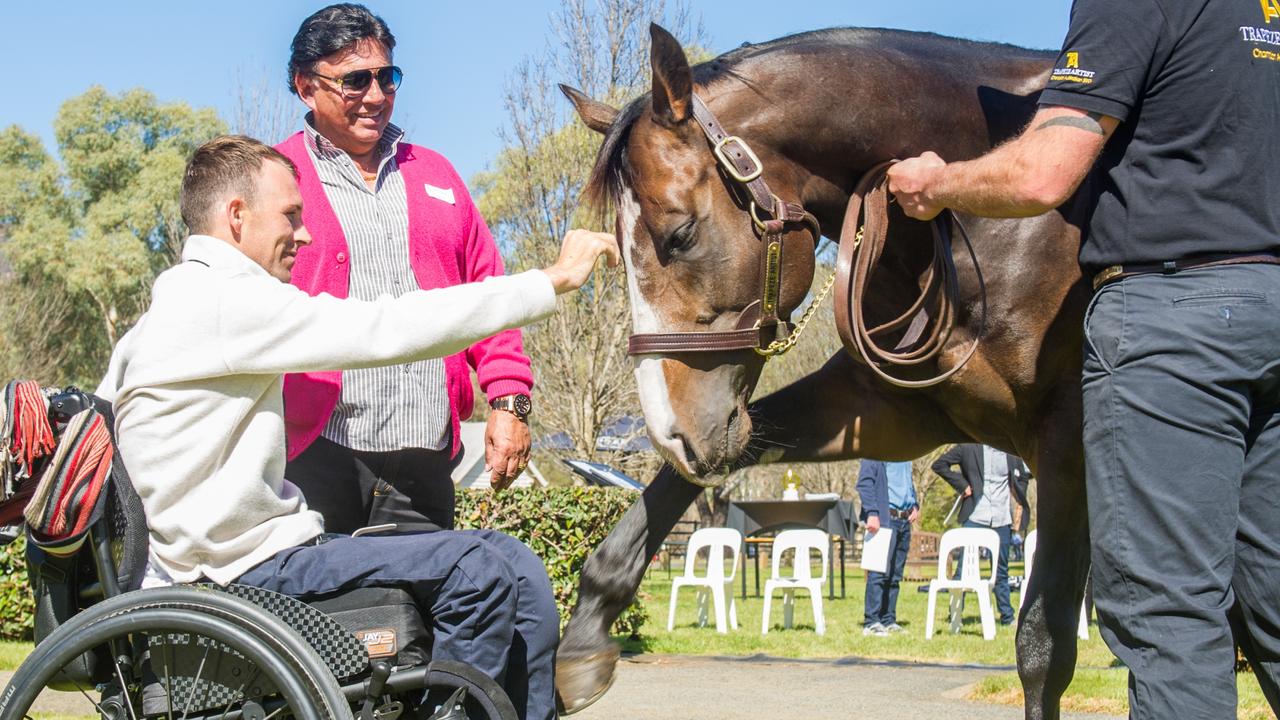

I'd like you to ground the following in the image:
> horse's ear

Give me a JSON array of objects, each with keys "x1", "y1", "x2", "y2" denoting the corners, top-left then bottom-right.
[
  {"x1": 649, "y1": 23, "x2": 692, "y2": 124},
  {"x1": 559, "y1": 84, "x2": 618, "y2": 135}
]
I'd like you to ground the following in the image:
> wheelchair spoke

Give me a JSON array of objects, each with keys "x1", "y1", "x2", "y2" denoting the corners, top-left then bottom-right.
[
  {"x1": 218, "y1": 683, "x2": 247, "y2": 720},
  {"x1": 219, "y1": 665, "x2": 263, "y2": 720},
  {"x1": 111, "y1": 651, "x2": 141, "y2": 720},
  {"x1": 180, "y1": 644, "x2": 212, "y2": 720},
  {"x1": 165, "y1": 636, "x2": 176, "y2": 720},
  {"x1": 55, "y1": 668, "x2": 111, "y2": 716}
]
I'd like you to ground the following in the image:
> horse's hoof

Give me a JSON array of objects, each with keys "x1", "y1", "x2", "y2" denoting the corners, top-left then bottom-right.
[{"x1": 554, "y1": 644, "x2": 621, "y2": 715}]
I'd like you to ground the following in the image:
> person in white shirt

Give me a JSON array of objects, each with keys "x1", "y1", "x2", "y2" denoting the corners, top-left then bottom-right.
[{"x1": 96, "y1": 135, "x2": 617, "y2": 719}]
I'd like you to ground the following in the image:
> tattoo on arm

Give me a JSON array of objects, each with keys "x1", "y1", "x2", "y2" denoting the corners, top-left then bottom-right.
[{"x1": 1035, "y1": 111, "x2": 1106, "y2": 136}]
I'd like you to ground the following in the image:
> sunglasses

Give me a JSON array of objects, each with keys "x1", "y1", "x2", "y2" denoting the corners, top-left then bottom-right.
[{"x1": 310, "y1": 65, "x2": 403, "y2": 98}]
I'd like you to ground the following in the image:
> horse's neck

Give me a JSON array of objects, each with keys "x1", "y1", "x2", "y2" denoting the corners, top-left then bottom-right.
[{"x1": 705, "y1": 43, "x2": 1050, "y2": 232}]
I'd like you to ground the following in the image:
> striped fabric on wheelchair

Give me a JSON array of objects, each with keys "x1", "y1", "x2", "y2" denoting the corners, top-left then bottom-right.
[{"x1": 0, "y1": 381, "x2": 114, "y2": 553}]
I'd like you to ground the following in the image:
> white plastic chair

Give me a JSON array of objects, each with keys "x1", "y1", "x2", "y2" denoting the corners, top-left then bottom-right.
[
  {"x1": 926, "y1": 527, "x2": 1001, "y2": 640},
  {"x1": 1019, "y1": 529, "x2": 1090, "y2": 639},
  {"x1": 761, "y1": 529, "x2": 828, "y2": 635},
  {"x1": 667, "y1": 527, "x2": 742, "y2": 633},
  {"x1": 1020, "y1": 529, "x2": 1038, "y2": 615}
]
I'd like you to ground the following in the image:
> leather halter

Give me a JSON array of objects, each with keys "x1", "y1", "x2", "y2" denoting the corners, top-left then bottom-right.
[
  {"x1": 625, "y1": 93, "x2": 821, "y2": 356},
  {"x1": 622, "y1": 96, "x2": 985, "y2": 388},
  {"x1": 834, "y1": 162, "x2": 985, "y2": 388}
]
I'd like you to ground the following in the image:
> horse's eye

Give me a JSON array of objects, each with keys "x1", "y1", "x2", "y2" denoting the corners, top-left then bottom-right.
[{"x1": 669, "y1": 220, "x2": 696, "y2": 253}]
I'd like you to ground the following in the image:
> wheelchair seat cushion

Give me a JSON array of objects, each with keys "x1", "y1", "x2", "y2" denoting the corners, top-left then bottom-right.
[
  {"x1": 218, "y1": 584, "x2": 370, "y2": 680},
  {"x1": 306, "y1": 585, "x2": 433, "y2": 669}
]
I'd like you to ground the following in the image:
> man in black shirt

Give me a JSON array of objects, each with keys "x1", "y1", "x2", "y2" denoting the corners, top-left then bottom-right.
[{"x1": 889, "y1": 1, "x2": 1280, "y2": 717}]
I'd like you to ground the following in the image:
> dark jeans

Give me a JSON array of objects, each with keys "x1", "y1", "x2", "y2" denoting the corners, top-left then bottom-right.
[
  {"x1": 1083, "y1": 264, "x2": 1280, "y2": 719},
  {"x1": 958, "y1": 521, "x2": 1014, "y2": 625},
  {"x1": 863, "y1": 516, "x2": 911, "y2": 627},
  {"x1": 284, "y1": 438, "x2": 559, "y2": 720},
  {"x1": 286, "y1": 436, "x2": 459, "y2": 533}
]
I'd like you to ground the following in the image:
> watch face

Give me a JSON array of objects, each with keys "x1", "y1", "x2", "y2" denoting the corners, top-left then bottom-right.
[{"x1": 513, "y1": 394, "x2": 532, "y2": 417}]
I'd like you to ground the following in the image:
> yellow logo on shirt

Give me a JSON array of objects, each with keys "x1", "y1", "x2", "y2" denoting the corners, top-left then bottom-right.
[
  {"x1": 1050, "y1": 50, "x2": 1095, "y2": 84},
  {"x1": 1264, "y1": 0, "x2": 1280, "y2": 23}
]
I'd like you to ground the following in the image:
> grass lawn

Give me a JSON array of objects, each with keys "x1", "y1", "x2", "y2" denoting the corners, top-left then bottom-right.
[
  {"x1": 622, "y1": 556, "x2": 1117, "y2": 669},
  {"x1": 622, "y1": 557, "x2": 1272, "y2": 718},
  {"x1": 0, "y1": 640, "x2": 32, "y2": 671},
  {"x1": 973, "y1": 669, "x2": 1274, "y2": 720}
]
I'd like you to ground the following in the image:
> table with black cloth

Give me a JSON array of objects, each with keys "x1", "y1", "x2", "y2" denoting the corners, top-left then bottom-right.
[{"x1": 725, "y1": 499, "x2": 855, "y2": 599}]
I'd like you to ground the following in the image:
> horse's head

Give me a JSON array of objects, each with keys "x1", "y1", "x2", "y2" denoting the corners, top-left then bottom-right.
[{"x1": 563, "y1": 25, "x2": 817, "y2": 484}]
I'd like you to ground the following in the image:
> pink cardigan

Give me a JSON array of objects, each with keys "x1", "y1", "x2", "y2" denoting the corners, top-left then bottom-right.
[{"x1": 276, "y1": 132, "x2": 534, "y2": 459}]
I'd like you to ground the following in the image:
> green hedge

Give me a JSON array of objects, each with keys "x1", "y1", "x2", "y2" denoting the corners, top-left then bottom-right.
[
  {"x1": 455, "y1": 487, "x2": 647, "y2": 638},
  {"x1": 0, "y1": 487, "x2": 645, "y2": 642},
  {"x1": 0, "y1": 536, "x2": 34, "y2": 640}
]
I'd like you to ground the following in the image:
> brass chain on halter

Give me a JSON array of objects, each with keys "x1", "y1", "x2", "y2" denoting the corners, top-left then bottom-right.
[{"x1": 755, "y1": 227, "x2": 862, "y2": 358}]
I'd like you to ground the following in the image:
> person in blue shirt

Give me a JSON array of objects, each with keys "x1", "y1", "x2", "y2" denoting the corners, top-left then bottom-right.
[{"x1": 857, "y1": 459, "x2": 919, "y2": 636}]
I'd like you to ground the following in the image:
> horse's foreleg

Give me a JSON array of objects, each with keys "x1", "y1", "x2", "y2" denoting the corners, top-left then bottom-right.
[
  {"x1": 556, "y1": 465, "x2": 701, "y2": 713},
  {"x1": 558, "y1": 353, "x2": 959, "y2": 714},
  {"x1": 1016, "y1": 394, "x2": 1090, "y2": 720}
]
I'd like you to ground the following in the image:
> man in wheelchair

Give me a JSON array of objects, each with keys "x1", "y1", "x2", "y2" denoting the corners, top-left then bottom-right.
[{"x1": 2, "y1": 135, "x2": 616, "y2": 720}]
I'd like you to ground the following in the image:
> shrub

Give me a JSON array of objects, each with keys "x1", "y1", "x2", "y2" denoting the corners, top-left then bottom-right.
[
  {"x1": 0, "y1": 536, "x2": 35, "y2": 640},
  {"x1": 455, "y1": 487, "x2": 647, "y2": 638}
]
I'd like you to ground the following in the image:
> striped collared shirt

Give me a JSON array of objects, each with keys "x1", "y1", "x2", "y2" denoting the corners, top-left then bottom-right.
[{"x1": 303, "y1": 117, "x2": 451, "y2": 452}]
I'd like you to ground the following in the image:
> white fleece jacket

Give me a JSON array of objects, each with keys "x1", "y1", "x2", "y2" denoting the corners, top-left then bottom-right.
[{"x1": 96, "y1": 235, "x2": 556, "y2": 584}]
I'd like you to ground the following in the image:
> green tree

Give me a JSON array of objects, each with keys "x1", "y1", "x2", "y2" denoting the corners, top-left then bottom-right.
[{"x1": 0, "y1": 87, "x2": 224, "y2": 386}]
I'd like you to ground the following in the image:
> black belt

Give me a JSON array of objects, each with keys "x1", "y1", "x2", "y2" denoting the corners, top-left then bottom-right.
[
  {"x1": 888, "y1": 508, "x2": 912, "y2": 520},
  {"x1": 1092, "y1": 252, "x2": 1280, "y2": 291}
]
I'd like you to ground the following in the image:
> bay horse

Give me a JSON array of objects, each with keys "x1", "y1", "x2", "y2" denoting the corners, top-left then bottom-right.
[{"x1": 557, "y1": 25, "x2": 1090, "y2": 720}]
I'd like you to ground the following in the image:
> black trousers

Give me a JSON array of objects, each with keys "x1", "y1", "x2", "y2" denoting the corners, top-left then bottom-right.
[
  {"x1": 1083, "y1": 263, "x2": 1280, "y2": 719},
  {"x1": 286, "y1": 435, "x2": 460, "y2": 533}
]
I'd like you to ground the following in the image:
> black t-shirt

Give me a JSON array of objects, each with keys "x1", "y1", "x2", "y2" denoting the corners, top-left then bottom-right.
[{"x1": 1040, "y1": 0, "x2": 1280, "y2": 271}]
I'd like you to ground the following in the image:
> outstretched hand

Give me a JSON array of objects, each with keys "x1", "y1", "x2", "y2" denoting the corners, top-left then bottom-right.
[{"x1": 543, "y1": 229, "x2": 619, "y2": 294}]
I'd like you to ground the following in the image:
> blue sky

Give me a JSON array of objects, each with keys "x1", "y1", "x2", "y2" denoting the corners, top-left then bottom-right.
[{"x1": 10, "y1": 1, "x2": 1072, "y2": 181}]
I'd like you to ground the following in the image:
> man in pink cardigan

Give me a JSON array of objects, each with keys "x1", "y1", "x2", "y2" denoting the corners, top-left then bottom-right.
[{"x1": 276, "y1": 5, "x2": 559, "y2": 720}]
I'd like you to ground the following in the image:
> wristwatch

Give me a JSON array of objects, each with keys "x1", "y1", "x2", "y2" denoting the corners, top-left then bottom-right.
[{"x1": 490, "y1": 394, "x2": 532, "y2": 422}]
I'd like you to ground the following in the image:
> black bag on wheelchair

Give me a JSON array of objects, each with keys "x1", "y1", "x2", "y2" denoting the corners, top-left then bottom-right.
[{"x1": 1, "y1": 383, "x2": 149, "y2": 688}]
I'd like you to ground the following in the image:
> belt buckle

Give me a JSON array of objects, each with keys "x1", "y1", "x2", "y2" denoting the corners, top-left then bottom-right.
[{"x1": 1092, "y1": 265, "x2": 1124, "y2": 291}]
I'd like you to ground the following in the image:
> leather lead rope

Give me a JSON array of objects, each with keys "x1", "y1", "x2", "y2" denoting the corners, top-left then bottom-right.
[{"x1": 834, "y1": 163, "x2": 986, "y2": 388}]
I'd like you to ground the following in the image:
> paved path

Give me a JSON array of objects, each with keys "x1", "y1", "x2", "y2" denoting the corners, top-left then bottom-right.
[
  {"x1": 575, "y1": 654, "x2": 1123, "y2": 720},
  {"x1": 0, "y1": 669, "x2": 96, "y2": 715},
  {"x1": 5, "y1": 657, "x2": 1124, "y2": 719}
]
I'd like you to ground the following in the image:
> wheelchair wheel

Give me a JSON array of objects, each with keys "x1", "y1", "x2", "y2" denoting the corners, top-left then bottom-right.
[
  {"x1": 0, "y1": 594, "x2": 349, "y2": 720},
  {"x1": 419, "y1": 660, "x2": 519, "y2": 720},
  {"x1": 109, "y1": 586, "x2": 356, "y2": 717}
]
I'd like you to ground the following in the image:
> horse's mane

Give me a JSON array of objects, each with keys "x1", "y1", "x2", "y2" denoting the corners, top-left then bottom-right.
[{"x1": 583, "y1": 27, "x2": 1053, "y2": 209}]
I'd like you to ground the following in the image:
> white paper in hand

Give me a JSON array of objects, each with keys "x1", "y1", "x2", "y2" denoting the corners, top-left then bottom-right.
[{"x1": 860, "y1": 526, "x2": 894, "y2": 574}]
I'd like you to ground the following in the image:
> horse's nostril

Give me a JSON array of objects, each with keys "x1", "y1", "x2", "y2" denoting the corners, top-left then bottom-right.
[{"x1": 672, "y1": 432, "x2": 698, "y2": 466}]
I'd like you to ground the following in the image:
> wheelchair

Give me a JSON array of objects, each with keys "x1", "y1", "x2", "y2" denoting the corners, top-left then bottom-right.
[{"x1": 0, "y1": 388, "x2": 519, "y2": 720}]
